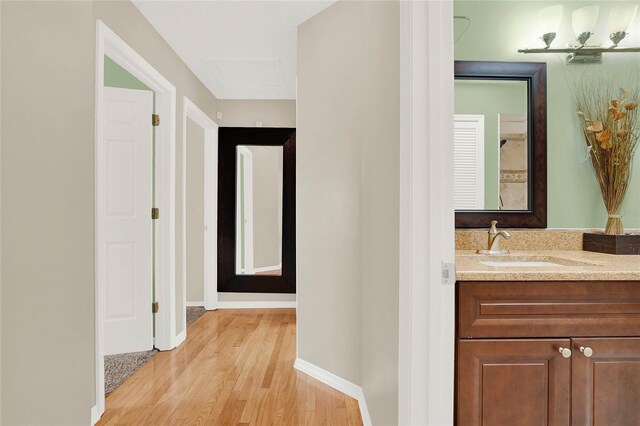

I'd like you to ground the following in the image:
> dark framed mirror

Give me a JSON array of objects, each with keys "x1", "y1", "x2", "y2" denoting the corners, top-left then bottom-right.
[
  {"x1": 454, "y1": 61, "x2": 547, "y2": 228},
  {"x1": 218, "y1": 127, "x2": 296, "y2": 293}
]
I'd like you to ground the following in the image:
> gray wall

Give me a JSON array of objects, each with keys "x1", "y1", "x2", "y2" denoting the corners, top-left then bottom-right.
[
  {"x1": 1, "y1": 3, "x2": 3, "y2": 417},
  {"x1": 1, "y1": 1, "x2": 219, "y2": 423},
  {"x1": 217, "y1": 99, "x2": 296, "y2": 128},
  {"x1": 358, "y1": 3, "x2": 400, "y2": 425},
  {"x1": 297, "y1": 2, "x2": 400, "y2": 424},
  {"x1": 186, "y1": 118, "x2": 205, "y2": 303},
  {"x1": 298, "y1": 0, "x2": 364, "y2": 386},
  {"x1": 1, "y1": 2, "x2": 95, "y2": 424}
]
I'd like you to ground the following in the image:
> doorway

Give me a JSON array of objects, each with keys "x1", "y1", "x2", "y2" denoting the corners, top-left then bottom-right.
[
  {"x1": 94, "y1": 20, "x2": 178, "y2": 421},
  {"x1": 100, "y1": 55, "x2": 160, "y2": 398},
  {"x1": 181, "y1": 97, "x2": 219, "y2": 341}
]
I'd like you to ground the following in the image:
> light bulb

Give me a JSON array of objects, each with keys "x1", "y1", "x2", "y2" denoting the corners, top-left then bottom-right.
[
  {"x1": 536, "y1": 5, "x2": 564, "y2": 48},
  {"x1": 609, "y1": 4, "x2": 638, "y2": 46},
  {"x1": 572, "y1": 5, "x2": 599, "y2": 46}
]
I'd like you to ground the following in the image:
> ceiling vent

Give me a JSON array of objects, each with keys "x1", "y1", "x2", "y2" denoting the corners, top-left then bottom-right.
[{"x1": 205, "y1": 59, "x2": 285, "y2": 91}]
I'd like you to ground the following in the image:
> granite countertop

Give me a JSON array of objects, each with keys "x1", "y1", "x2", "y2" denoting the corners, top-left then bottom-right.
[{"x1": 456, "y1": 250, "x2": 640, "y2": 281}]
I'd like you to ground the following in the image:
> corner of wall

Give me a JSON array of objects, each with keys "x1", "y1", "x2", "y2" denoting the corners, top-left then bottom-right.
[{"x1": 294, "y1": 358, "x2": 372, "y2": 426}]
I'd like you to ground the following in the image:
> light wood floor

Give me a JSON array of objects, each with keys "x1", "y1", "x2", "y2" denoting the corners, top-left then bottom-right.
[
  {"x1": 255, "y1": 269, "x2": 281, "y2": 276},
  {"x1": 98, "y1": 309, "x2": 362, "y2": 426}
]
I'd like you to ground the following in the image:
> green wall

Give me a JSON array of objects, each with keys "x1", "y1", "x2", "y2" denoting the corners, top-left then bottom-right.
[
  {"x1": 455, "y1": 1, "x2": 640, "y2": 229},
  {"x1": 104, "y1": 55, "x2": 152, "y2": 92},
  {"x1": 455, "y1": 80, "x2": 527, "y2": 209}
]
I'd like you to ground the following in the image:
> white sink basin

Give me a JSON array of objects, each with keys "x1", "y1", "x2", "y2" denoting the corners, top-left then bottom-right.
[{"x1": 480, "y1": 260, "x2": 564, "y2": 267}]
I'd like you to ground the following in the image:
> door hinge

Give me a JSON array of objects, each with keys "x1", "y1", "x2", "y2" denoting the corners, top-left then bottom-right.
[
  {"x1": 152, "y1": 114, "x2": 160, "y2": 127},
  {"x1": 152, "y1": 207, "x2": 159, "y2": 220},
  {"x1": 152, "y1": 302, "x2": 159, "y2": 314}
]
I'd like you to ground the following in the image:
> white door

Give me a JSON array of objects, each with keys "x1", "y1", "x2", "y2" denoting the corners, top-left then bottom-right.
[
  {"x1": 101, "y1": 87, "x2": 154, "y2": 355},
  {"x1": 235, "y1": 146, "x2": 254, "y2": 275}
]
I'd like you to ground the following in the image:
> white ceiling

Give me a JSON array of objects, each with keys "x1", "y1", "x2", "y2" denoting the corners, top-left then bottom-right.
[{"x1": 133, "y1": 1, "x2": 335, "y2": 100}]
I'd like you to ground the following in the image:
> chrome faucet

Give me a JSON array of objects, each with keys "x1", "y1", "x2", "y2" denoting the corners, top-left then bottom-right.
[{"x1": 477, "y1": 220, "x2": 511, "y2": 255}]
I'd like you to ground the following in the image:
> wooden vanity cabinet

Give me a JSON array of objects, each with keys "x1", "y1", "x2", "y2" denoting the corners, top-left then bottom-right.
[
  {"x1": 456, "y1": 281, "x2": 640, "y2": 426},
  {"x1": 571, "y1": 338, "x2": 640, "y2": 426},
  {"x1": 457, "y1": 339, "x2": 571, "y2": 426}
]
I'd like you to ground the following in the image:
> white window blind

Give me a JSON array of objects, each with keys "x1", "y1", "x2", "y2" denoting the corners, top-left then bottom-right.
[{"x1": 454, "y1": 115, "x2": 485, "y2": 210}]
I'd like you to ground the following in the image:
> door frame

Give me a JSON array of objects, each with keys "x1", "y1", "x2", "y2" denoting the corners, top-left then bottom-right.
[
  {"x1": 398, "y1": 1, "x2": 456, "y2": 425},
  {"x1": 94, "y1": 20, "x2": 177, "y2": 422},
  {"x1": 181, "y1": 97, "x2": 219, "y2": 338}
]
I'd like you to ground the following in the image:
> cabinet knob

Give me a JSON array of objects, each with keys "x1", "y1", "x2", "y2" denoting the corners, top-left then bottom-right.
[
  {"x1": 580, "y1": 346, "x2": 593, "y2": 357},
  {"x1": 559, "y1": 347, "x2": 572, "y2": 358}
]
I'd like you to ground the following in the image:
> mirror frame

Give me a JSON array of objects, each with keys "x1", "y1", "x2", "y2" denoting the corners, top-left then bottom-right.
[
  {"x1": 217, "y1": 127, "x2": 296, "y2": 293},
  {"x1": 454, "y1": 60, "x2": 547, "y2": 228}
]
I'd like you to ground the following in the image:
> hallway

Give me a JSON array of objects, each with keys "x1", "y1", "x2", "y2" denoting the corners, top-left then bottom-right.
[{"x1": 98, "y1": 309, "x2": 362, "y2": 425}]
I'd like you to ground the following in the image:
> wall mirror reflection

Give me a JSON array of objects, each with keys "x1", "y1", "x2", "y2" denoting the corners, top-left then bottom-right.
[
  {"x1": 454, "y1": 61, "x2": 547, "y2": 228},
  {"x1": 235, "y1": 145, "x2": 283, "y2": 276},
  {"x1": 454, "y1": 80, "x2": 528, "y2": 211}
]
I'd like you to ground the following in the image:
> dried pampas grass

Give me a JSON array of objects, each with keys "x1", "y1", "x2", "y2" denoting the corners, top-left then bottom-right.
[{"x1": 576, "y1": 80, "x2": 639, "y2": 234}]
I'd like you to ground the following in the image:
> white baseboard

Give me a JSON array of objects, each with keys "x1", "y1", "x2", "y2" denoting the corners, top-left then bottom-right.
[
  {"x1": 186, "y1": 301, "x2": 204, "y2": 307},
  {"x1": 172, "y1": 330, "x2": 186, "y2": 348},
  {"x1": 253, "y1": 264, "x2": 282, "y2": 273},
  {"x1": 294, "y1": 358, "x2": 371, "y2": 426},
  {"x1": 217, "y1": 300, "x2": 296, "y2": 309},
  {"x1": 90, "y1": 405, "x2": 101, "y2": 425}
]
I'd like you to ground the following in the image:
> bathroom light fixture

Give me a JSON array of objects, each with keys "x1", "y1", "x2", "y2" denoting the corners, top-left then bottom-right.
[
  {"x1": 608, "y1": 4, "x2": 638, "y2": 47},
  {"x1": 536, "y1": 5, "x2": 564, "y2": 49},
  {"x1": 454, "y1": 15, "x2": 472, "y2": 43},
  {"x1": 519, "y1": 4, "x2": 640, "y2": 64},
  {"x1": 572, "y1": 5, "x2": 599, "y2": 47}
]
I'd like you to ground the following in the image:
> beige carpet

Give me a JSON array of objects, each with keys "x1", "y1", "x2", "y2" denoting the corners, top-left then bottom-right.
[
  {"x1": 186, "y1": 306, "x2": 206, "y2": 326},
  {"x1": 105, "y1": 349, "x2": 158, "y2": 396}
]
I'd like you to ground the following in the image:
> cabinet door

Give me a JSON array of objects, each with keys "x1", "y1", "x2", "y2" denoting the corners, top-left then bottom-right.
[
  {"x1": 457, "y1": 339, "x2": 571, "y2": 426},
  {"x1": 572, "y1": 338, "x2": 640, "y2": 426}
]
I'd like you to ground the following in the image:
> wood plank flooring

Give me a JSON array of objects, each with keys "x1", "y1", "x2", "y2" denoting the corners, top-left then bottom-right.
[{"x1": 98, "y1": 309, "x2": 362, "y2": 426}]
